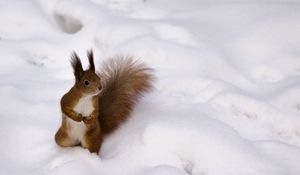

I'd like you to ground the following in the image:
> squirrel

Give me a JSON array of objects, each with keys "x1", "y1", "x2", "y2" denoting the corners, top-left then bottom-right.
[{"x1": 55, "y1": 50, "x2": 153, "y2": 154}]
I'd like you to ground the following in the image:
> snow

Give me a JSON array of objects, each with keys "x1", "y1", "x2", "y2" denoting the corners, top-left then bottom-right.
[{"x1": 1, "y1": 0, "x2": 300, "y2": 175}]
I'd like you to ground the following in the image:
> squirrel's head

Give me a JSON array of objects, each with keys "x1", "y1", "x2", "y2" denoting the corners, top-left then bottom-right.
[{"x1": 70, "y1": 50, "x2": 102, "y2": 96}]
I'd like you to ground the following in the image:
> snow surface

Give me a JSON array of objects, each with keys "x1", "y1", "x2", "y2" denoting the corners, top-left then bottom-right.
[{"x1": 1, "y1": 0, "x2": 300, "y2": 175}]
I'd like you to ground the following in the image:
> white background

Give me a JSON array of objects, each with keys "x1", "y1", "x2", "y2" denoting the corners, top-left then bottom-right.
[{"x1": 1, "y1": 0, "x2": 300, "y2": 174}]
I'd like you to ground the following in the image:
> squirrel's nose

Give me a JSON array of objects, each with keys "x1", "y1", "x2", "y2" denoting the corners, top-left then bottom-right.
[{"x1": 98, "y1": 85, "x2": 102, "y2": 90}]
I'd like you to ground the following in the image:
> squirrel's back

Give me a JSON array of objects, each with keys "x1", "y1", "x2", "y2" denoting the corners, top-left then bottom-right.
[{"x1": 98, "y1": 56, "x2": 153, "y2": 135}]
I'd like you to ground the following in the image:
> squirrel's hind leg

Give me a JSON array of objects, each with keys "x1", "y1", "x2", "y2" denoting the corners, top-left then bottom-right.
[
  {"x1": 82, "y1": 128, "x2": 102, "y2": 154},
  {"x1": 55, "y1": 127, "x2": 79, "y2": 147}
]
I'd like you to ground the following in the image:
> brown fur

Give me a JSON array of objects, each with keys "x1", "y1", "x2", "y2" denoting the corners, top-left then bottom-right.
[
  {"x1": 98, "y1": 57, "x2": 153, "y2": 134},
  {"x1": 55, "y1": 51, "x2": 153, "y2": 154},
  {"x1": 55, "y1": 51, "x2": 102, "y2": 153}
]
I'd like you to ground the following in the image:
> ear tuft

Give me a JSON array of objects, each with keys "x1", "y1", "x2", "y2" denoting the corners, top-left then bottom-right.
[
  {"x1": 70, "y1": 52, "x2": 83, "y2": 82},
  {"x1": 87, "y1": 49, "x2": 95, "y2": 71}
]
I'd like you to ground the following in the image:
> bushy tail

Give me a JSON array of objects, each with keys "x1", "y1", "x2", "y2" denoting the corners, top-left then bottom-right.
[{"x1": 98, "y1": 56, "x2": 153, "y2": 135}]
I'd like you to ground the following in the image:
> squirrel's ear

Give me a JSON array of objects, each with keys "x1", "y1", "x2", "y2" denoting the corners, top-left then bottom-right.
[
  {"x1": 70, "y1": 52, "x2": 84, "y2": 82},
  {"x1": 87, "y1": 49, "x2": 95, "y2": 72}
]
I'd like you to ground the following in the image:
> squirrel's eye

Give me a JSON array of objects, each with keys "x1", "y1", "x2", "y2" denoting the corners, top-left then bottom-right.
[{"x1": 84, "y1": 80, "x2": 90, "y2": 86}]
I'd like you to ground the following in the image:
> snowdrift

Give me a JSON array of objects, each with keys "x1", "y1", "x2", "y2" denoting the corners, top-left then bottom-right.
[{"x1": 1, "y1": 0, "x2": 300, "y2": 175}]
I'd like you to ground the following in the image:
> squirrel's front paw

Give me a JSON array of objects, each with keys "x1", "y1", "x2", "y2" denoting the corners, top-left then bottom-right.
[
  {"x1": 82, "y1": 117, "x2": 88, "y2": 123},
  {"x1": 82, "y1": 115, "x2": 97, "y2": 124},
  {"x1": 82, "y1": 117, "x2": 93, "y2": 124},
  {"x1": 72, "y1": 113, "x2": 83, "y2": 122}
]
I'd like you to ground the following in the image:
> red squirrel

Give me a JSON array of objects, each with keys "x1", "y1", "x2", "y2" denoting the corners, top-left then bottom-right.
[{"x1": 55, "y1": 50, "x2": 153, "y2": 154}]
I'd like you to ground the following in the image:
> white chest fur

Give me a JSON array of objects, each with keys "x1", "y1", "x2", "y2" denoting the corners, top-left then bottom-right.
[
  {"x1": 74, "y1": 95, "x2": 95, "y2": 117},
  {"x1": 66, "y1": 95, "x2": 95, "y2": 142}
]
